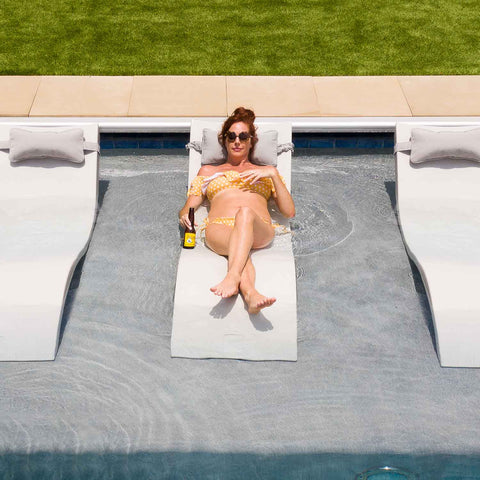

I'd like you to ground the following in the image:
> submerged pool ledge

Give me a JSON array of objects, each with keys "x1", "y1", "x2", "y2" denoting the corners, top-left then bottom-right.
[{"x1": 1, "y1": 115, "x2": 480, "y2": 134}]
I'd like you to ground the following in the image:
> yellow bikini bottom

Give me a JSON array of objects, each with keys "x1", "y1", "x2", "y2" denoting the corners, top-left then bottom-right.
[
  {"x1": 205, "y1": 216, "x2": 272, "y2": 228},
  {"x1": 201, "y1": 216, "x2": 290, "y2": 235}
]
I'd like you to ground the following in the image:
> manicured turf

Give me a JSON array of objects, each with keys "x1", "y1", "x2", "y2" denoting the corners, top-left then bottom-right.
[{"x1": 1, "y1": 0, "x2": 479, "y2": 75}]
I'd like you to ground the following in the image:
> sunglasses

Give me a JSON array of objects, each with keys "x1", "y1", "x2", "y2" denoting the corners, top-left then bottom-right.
[{"x1": 225, "y1": 131, "x2": 252, "y2": 142}]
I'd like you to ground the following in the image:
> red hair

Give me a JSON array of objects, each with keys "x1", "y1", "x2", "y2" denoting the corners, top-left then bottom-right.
[{"x1": 219, "y1": 107, "x2": 258, "y2": 154}]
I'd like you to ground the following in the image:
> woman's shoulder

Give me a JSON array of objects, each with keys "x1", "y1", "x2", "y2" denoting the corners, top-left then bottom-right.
[{"x1": 197, "y1": 164, "x2": 221, "y2": 176}]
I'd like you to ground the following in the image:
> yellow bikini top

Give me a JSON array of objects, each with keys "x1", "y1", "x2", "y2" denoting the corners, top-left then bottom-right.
[{"x1": 188, "y1": 170, "x2": 283, "y2": 201}]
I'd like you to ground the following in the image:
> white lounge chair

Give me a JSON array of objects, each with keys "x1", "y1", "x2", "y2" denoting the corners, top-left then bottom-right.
[
  {"x1": 0, "y1": 124, "x2": 99, "y2": 361},
  {"x1": 171, "y1": 120, "x2": 297, "y2": 361},
  {"x1": 395, "y1": 123, "x2": 480, "y2": 367}
]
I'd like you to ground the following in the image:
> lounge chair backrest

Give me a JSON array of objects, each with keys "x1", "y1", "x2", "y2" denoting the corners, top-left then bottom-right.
[
  {"x1": 396, "y1": 124, "x2": 480, "y2": 204},
  {"x1": 188, "y1": 120, "x2": 292, "y2": 191},
  {"x1": 0, "y1": 125, "x2": 99, "y2": 202}
]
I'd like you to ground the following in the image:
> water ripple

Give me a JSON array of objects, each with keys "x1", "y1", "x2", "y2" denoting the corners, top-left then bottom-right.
[{"x1": 291, "y1": 187, "x2": 354, "y2": 257}]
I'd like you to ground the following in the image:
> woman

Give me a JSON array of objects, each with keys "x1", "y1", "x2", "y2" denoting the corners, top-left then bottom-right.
[{"x1": 179, "y1": 107, "x2": 295, "y2": 314}]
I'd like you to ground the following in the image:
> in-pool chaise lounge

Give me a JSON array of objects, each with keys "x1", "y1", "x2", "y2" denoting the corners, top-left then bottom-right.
[
  {"x1": 0, "y1": 124, "x2": 99, "y2": 361},
  {"x1": 395, "y1": 123, "x2": 480, "y2": 367},
  {"x1": 171, "y1": 120, "x2": 297, "y2": 361}
]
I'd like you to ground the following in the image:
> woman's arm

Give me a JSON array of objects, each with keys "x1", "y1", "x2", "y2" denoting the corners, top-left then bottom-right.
[
  {"x1": 179, "y1": 194, "x2": 204, "y2": 229},
  {"x1": 240, "y1": 167, "x2": 295, "y2": 218},
  {"x1": 270, "y1": 170, "x2": 295, "y2": 218},
  {"x1": 179, "y1": 165, "x2": 220, "y2": 227}
]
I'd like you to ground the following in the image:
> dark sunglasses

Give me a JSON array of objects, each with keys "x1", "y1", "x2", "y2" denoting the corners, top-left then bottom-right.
[{"x1": 225, "y1": 131, "x2": 252, "y2": 142}]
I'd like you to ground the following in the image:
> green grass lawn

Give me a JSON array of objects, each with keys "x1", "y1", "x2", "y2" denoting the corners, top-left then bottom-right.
[{"x1": 1, "y1": 0, "x2": 479, "y2": 75}]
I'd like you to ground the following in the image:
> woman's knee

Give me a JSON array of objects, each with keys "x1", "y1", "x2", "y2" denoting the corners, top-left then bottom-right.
[
  {"x1": 235, "y1": 206, "x2": 255, "y2": 225},
  {"x1": 252, "y1": 230, "x2": 274, "y2": 249}
]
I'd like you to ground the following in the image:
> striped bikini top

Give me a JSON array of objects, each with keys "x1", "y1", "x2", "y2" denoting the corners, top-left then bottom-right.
[{"x1": 188, "y1": 171, "x2": 281, "y2": 201}]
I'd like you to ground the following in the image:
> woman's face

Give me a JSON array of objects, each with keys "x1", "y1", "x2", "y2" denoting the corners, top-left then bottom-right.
[{"x1": 225, "y1": 121, "x2": 252, "y2": 161}]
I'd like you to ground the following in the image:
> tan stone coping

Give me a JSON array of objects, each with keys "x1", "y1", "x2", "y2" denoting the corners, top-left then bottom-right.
[{"x1": 2, "y1": 75, "x2": 480, "y2": 118}]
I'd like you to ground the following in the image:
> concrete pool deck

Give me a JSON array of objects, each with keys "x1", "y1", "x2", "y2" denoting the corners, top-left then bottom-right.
[{"x1": 2, "y1": 75, "x2": 480, "y2": 118}]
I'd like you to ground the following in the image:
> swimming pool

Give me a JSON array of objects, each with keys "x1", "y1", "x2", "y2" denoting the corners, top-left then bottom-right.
[{"x1": 1, "y1": 147, "x2": 480, "y2": 479}]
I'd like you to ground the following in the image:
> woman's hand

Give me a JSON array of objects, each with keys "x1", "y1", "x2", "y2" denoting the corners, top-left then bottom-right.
[
  {"x1": 239, "y1": 167, "x2": 277, "y2": 183},
  {"x1": 239, "y1": 167, "x2": 295, "y2": 218},
  {"x1": 178, "y1": 194, "x2": 203, "y2": 229},
  {"x1": 179, "y1": 212, "x2": 197, "y2": 230}
]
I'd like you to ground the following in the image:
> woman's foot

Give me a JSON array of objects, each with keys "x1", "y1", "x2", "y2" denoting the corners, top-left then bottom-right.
[
  {"x1": 210, "y1": 273, "x2": 241, "y2": 298},
  {"x1": 244, "y1": 290, "x2": 276, "y2": 314}
]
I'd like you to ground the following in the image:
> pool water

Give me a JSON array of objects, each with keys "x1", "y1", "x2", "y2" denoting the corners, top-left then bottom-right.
[{"x1": 1, "y1": 148, "x2": 480, "y2": 479}]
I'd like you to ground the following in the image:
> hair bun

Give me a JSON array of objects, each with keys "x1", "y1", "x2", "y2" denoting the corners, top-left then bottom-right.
[{"x1": 232, "y1": 107, "x2": 255, "y2": 123}]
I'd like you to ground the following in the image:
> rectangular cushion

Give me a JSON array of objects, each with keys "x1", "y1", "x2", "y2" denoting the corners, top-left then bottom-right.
[
  {"x1": 411, "y1": 128, "x2": 480, "y2": 164},
  {"x1": 9, "y1": 128, "x2": 85, "y2": 163}
]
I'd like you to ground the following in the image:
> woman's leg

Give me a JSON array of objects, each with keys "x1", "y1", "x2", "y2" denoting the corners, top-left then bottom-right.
[
  {"x1": 206, "y1": 207, "x2": 274, "y2": 298},
  {"x1": 239, "y1": 256, "x2": 276, "y2": 314}
]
